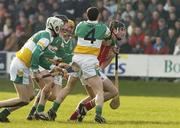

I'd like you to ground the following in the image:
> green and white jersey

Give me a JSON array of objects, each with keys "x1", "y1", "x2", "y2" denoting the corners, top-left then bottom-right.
[
  {"x1": 16, "y1": 29, "x2": 53, "y2": 69},
  {"x1": 74, "y1": 20, "x2": 110, "y2": 56},
  {"x1": 56, "y1": 38, "x2": 74, "y2": 63},
  {"x1": 39, "y1": 36, "x2": 75, "y2": 69}
]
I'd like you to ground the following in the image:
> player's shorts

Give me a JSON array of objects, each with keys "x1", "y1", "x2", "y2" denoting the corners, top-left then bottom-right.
[
  {"x1": 72, "y1": 54, "x2": 100, "y2": 79},
  {"x1": 39, "y1": 67, "x2": 63, "y2": 86},
  {"x1": 10, "y1": 57, "x2": 30, "y2": 85},
  {"x1": 80, "y1": 69, "x2": 108, "y2": 86}
]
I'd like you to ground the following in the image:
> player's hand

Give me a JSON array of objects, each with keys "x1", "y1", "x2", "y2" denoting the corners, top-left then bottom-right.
[
  {"x1": 58, "y1": 62, "x2": 70, "y2": 69},
  {"x1": 48, "y1": 58, "x2": 63, "y2": 66},
  {"x1": 31, "y1": 69, "x2": 42, "y2": 82},
  {"x1": 112, "y1": 47, "x2": 119, "y2": 54},
  {"x1": 50, "y1": 66, "x2": 69, "y2": 79},
  {"x1": 62, "y1": 68, "x2": 69, "y2": 80},
  {"x1": 50, "y1": 66, "x2": 63, "y2": 76}
]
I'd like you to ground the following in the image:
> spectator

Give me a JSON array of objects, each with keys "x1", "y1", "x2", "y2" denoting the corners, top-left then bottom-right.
[
  {"x1": 101, "y1": 8, "x2": 111, "y2": 22},
  {"x1": 96, "y1": 0, "x2": 106, "y2": 14},
  {"x1": 36, "y1": 2, "x2": 49, "y2": 17},
  {"x1": 121, "y1": 2, "x2": 135, "y2": 21},
  {"x1": 134, "y1": 11, "x2": 146, "y2": 29},
  {"x1": 143, "y1": 35, "x2": 154, "y2": 54},
  {"x1": 175, "y1": 20, "x2": 180, "y2": 37},
  {"x1": 165, "y1": 28, "x2": 177, "y2": 54},
  {"x1": 168, "y1": 12, "x2": 177, "y2": 28},
  {"x1": 156, "y1": 3, "x2": 168, "y2": 19},
  {"x1": 119, "y1": 38, "x2": 132, "y2": 53},
  {"x1": 129, "y1": 26, "x2": 145, "y2": 49},
  {"x1": 104, "y1": 0, "x2": 118, "y2": 15},
  {"x1": 3, "y1": 31, "x2": 18, "y2": 51},
  {"x1": 34, "y1": 14, "x2": 46, "y2": 33},
  {"x1": 137, "y1": 2, "x2": 149, "y2": 21},
  {"x1": 148, "y1": 0, "x2": 158, "y2": 13},
  {"x1": 156, "y1": 18, "x2": 168, "y2": 40},
  {"x1": 153, "y1": 36, "x2": 169, "y2": 54},
  {"x1": 173, "y1": 36, "x2": 180, "y2": 55},
  {"x1": 22, "y1": 1, "x2": 35, "y2": 18},
  {"x1": 148, "y1": 11, "x2": 159, "y2": 36},
  {"x1": 0, "y1": 2, "x2": 6, "y2": 20},
  {"x1": 3, "y1": 18, "x2": 13, "y2": 37}
]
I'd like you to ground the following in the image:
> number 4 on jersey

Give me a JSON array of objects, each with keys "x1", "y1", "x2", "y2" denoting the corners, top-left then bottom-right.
[{"x1": 84, "y1": 28, "x2": 96, "y2": 44}]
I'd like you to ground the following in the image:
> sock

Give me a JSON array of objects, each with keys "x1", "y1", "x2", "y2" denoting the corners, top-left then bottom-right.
[
  {"x1": 95, "y1": 105, "x2": 102, "y2": 116},
  {"x1": 0, "y1": 109, "x2": 10, "y2": 118},
  {"x1": 84, "y1": 101, "x2": 94, "y2": 111},
  {"x1": 69, "y1": 110, "x2": 79, "y2": 120},
  {"x1": 37, "y1": 104, "x2": 45, "y2": 113},
  {"x1": 51, "y1": 101, "x2": 60, "y2": 112}
]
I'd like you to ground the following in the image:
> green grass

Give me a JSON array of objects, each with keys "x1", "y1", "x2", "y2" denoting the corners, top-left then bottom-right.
[{"x1": 0, "y1": 78, "x2": 180, "y2": 128}]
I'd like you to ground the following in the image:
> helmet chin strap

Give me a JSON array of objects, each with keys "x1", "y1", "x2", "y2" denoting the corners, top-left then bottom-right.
[{"x1": 49, "y1": 23, "x2": 58, "y2": 37}]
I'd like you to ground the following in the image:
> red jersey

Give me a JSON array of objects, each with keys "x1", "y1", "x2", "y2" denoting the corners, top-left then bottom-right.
[{"x1": 98, "y1": 44, "x2": 112, "y2": 66}]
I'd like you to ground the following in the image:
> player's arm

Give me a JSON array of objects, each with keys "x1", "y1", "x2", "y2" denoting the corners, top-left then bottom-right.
[
  {"x1": 100, "y1": 46, "x2": 115, "y2": 69},
  {"x1": 103, "y1": 25, "x2": 111, "y2": 41},
  {"x1": 39, "y1": 57, "x2": 56, "y2": 70},
  {"x1": 31, "y1": 38, "x2": 50, "y2": 72}
]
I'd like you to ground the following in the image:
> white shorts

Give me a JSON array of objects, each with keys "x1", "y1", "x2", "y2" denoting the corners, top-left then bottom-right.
[
  {"x1": 80, "y1": 70, "x2": 108, "y2": 86},
  {"x1": 72, "y1": 54, "x2": 99, "y2": 79},
  {"x1": 10, "y1": 57, "x2": 30, "y2": 85},
  {"x1": 39, "y1": 67, "x2": 63, "y2": 86}
]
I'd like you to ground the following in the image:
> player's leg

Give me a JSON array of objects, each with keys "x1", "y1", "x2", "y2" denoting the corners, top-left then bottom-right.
[
  {"x1": 27, "y1": 91, "x2": 41, "y2": 120},
  {"x1": 48, "y1": 75, "x2": 63, "y2": 101},
  {"x1": 70, "y1": 75, "x2": 118, "y2": 121},
  {"x1": 35, "y1": 75, "x2": 63, "y2": 121},
  {"x1": 0, "y1": 83, "x2": 34, "y2": 122},
  {"x1": 47, "y1": 75, "x2": 79, "y2": 121},
  {"x1": 0, "y1": 58, "x2": 34, "y2": 122},
  {"x1": 69, "y1": 83, "x2": 95, "y2": 121},
  {"x1": 85, "y1": 75, "x2": 105, "y2": 123},
  {"x1": 35, "y1": 76, "x2": 54, "y2": 120},
  {"x1": 27, "y1": 70, "x2": 48, "y2": 120}
]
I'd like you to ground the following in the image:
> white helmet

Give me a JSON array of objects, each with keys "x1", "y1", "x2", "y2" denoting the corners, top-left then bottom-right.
[{"x1": 46, "y1": 16, "x2": 64, "y2": 34}]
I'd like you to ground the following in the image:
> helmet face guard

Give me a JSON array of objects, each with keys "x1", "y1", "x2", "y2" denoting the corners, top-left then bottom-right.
[
  {"x1": 109, "y1": 20, "x2": 126, "y2": 40},
  {"x1": 46, "y1": 16, "x2": 67, "y2": 37}
]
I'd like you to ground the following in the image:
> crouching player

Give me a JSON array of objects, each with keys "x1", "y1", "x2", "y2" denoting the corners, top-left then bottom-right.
[
  {"x1": 69, "y1": 20, "x2": 126, "y2": 123},
  {"x1": 26, "y1": 19, "x2": 75, "y2": 120},
  {"x1": 0, "y1": 16, "x2": 66, "y2": 122}
]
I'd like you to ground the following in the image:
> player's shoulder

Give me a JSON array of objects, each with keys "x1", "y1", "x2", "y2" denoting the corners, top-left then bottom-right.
[{"x1": 34, "y1": 30, "x2": 51, "y2": 40}]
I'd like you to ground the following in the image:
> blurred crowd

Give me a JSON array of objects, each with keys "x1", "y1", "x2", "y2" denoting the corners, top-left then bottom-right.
[{"x1": 0, "y1": 0, "x2": 179, "y2": 55}]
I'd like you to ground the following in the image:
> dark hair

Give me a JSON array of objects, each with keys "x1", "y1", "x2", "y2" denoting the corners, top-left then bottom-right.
[
  {"x1": 109, "y1": 20, "x2": 125, "y2": 30},
  {"x1": 54, "y1": 14, "x2": 68, "y2": 23},
  {"x1": 86, "y1": 7, "x2": 99, "y2": 21}
]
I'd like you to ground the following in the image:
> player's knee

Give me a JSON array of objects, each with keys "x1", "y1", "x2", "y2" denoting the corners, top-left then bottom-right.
[{"x1": 112, "y1": 88, "x2": 119, "y2": 98}]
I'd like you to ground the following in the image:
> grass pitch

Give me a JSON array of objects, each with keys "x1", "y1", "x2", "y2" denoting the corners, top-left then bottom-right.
[{"x1": 0, "y1": 78, "x2": 180, "y2": 128}]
